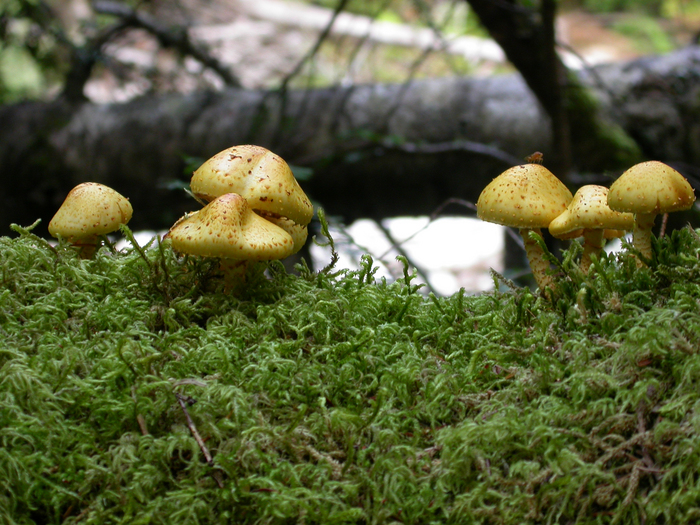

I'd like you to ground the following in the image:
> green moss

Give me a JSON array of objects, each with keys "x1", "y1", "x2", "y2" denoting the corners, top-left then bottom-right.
[
  {"x1": 3, "y1": 220, "x2": 700, "y2": 523},
  {"x1": 611, "y1": 15, "x2": 676, "y2": 54},
  {"x1": 566, "y1": 74, "x2": 644, "y2": 172},
  {"x1": 0, "y1": 44, "x2": 47, "y2": 102}
]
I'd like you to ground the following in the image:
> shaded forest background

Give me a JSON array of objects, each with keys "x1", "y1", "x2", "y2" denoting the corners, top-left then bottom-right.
[{"x1": 2, "y1": 0, "x2": 700, "y2": 268}]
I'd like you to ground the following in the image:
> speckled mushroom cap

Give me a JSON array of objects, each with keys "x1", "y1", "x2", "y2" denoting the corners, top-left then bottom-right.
[
  {"x1": 48, "y1": 182, "x2": 133, "y2": 240},
  {"x1": 190, "y1": 145, "x2": 314, "y2": 227},
  {"x1": 476, "y1": 164, "x2": 573, "y2": 229},
  {"x1": 607, "y1": 161, "x2": 696, "y2": 215},
  {"x1": 549, "y1": 185, "x2": 634, "y2": 239},
  {"x1": 262, "y1": 216, "x2": 309, "y2": 254},
  {"x1": 167, "y1": 193, "x2": 295, "y2": 261}
]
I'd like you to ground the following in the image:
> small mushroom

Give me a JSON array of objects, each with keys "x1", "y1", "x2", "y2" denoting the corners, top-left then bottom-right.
[
  {"x1": 607, "y1": 161, "x2": 696, "y2": 264},
  {"x1": 166, "y1": 193, "x2": 295, "y2": 291},
  {"x1": 48, "y1": 182, "x2": 133, "y2": 258},
  {"x1": 190, "y1": 145, "x2": 314, "y2": 227},
  {"x1": 549, "y1": 185, "x2": 634, "y2": 273},
  {"x1": 477, "y1": 163, "x2": 573, "y2": 292}
]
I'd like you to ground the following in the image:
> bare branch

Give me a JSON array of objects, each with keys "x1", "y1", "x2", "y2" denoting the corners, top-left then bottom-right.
[
  {"x1": 175, "y1": 393, "x2": 225, "y2": 489},
  {"x1": 268, "y1": 0, "x2": 351, "y2": 149},
  {"x1": 278, "y1": 0, "x2": 352, "y2": 91},
  {"x1": 175, "y1": 393, "x2": 213, "y2": 464},
  {"x1": 375, "y1": 220, "x2": 436, "y2": 295},
  {"x1": 92, "y1": 0, "x2": 242, "y2": 87},
  {"x1": 386, "y1": 138, "x2": 522, "y2": 166}
]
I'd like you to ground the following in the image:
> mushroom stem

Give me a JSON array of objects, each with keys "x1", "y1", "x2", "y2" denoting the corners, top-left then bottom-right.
[
  {"x1": 520, "y1": 228, "x2": 554, "y2": 293},
  {"x1": 632, "y1": 212, "x2": 657, "y2": 264},
  {"x1": 74, "y1": 236, "x2": 99, "y2": 259},
  {"x1": 581, "y1": 229, "x2": 604, "y2": 274},
  {"x1": 220, "y1": 259, "x2": 248, "y2": 292}
]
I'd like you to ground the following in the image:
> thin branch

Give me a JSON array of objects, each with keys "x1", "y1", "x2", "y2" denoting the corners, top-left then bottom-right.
[
  {"x1": 376, "y1": 198, "x2": 473, "y2": 261},
  {"x1": 176, "y1": 393, "x2": 225, "y2": 488},
  {"x1": 277, "y1": 0, "x2": 352, "y2": 92},
  {"x1": 330, "y1": 0, "x2": 394, "y2": 140},
  {"x1": 370, "y1": 0, "x2": 461, "y2": 135},
  {"x1": 291, "y1": 134, "x2": 522, "y2": 168},
  {"x1": 556, "y1": 40, "x2": 622, "y2": 107},
  {"x1": 411, "y1": 0, "x2": 468, "y2": 74},
  {"x1": 376, "y1": 196, "x2": 524, "y2": 263},
  {"x1": 375, "y1": 220, "x2": 437, "y2": 296},
  {"x1": 17, "y1": 0, "x2": 96, "y2": 101},
  {"x1": 92, "y1": 0, "x2": 242, "y2": 87},
  {"x1": 385, "y1": 138, "x2": 522, "y2": 167},
  {"x1": 340, "y1": 0, "x2": 394, "y2": 85},
  {"x1": 176, "y1": 393, "x2": 213, "y2": 464},
  {"x1": 268, "y1": 0, "x2": 351, "y2": 151}
]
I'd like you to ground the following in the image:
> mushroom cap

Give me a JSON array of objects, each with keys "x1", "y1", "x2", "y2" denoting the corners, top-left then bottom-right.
[
  {"x1": 48, "y1": 182, "x2": 133, "y2": 240},
  {"x1": 549, "y1": 185, "x2": 634, "y2": 239},
  {"x1": 476, "y1": 164, "x2": 573, "y2": 228},
  {"x1": 167, "y1": 193, "x2": 295, "y2": 261},
  {"x1": 261, "y1": 215, "x2": 308, "y2": 254},
  {"x1": 607, "y1": 161, "x2": 696, "y2": 215},
  {"x1": 190, "y1": 145, "x2": 314, "y2": 226}
]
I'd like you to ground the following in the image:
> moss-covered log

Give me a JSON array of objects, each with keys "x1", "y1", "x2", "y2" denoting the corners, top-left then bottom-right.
[{"x1": 3, "y1": 221, "x2": 700, "y2": 523}]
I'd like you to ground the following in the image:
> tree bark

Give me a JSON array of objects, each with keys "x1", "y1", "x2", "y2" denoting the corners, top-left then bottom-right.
[
  {"x1": 467, "y1": 0, "x2": 572, "y2": 178},
  {"x1": 1, "y1": 47, "x2": 700, "y2": 238}
]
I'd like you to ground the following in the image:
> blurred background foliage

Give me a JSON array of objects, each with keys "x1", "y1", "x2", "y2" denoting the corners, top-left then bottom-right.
[{"x1": 1, "y1": 0, "x2": 699, "y2": 102}]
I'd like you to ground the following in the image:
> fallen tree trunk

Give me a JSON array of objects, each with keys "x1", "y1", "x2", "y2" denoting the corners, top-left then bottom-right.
[{"x1": 1, "y1": 47, "x2": 700, "y2": 237}]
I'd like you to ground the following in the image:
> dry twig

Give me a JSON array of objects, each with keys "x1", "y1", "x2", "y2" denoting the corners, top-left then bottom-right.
[{"x1": 176, "y1": 393, "x2": 225, "y2": 488}]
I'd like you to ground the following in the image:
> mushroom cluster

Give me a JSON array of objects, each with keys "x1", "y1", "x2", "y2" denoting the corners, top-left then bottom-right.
[
  {"x1": 45, "y1": 145, "x2": 313, "y2": 290},
  {"x1": 167, "y1": 145, "x2": 314, "y2": 290},
  {"x1": 477, "y1": 160, "x2": 696, "y2": 293}
]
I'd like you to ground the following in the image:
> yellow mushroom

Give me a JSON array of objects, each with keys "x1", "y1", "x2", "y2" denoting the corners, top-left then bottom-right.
[
  {"x1": 166, "y1": 193, "x2": 295, "y2": 291},
  {"x1": 191, "y1": 145, "x2": 313, "y2": 227},
  {"x1": 190, "y1": 145, "x2": 314, "y2": 257},
  {"x1": 549, "y1": 185, "x2": 634, "y2": 274},
  {"x1": 476, "y1": 164, "x2": 573, "y2": 292},
  {"x1": 48, "y1": 182, "x2": 133, "y2": 259},
  {"x1": 607, "y1": 161, "x2": 696, "y2": 265}
]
